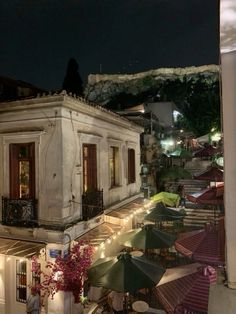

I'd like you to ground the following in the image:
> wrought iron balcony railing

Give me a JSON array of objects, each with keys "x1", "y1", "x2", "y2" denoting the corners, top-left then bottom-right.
[
  {"x1": 2, "y1": 197, "x2": 38, "y2": 227},
  {"x1": 82, "y1": 189, "x2": 104, "y2": 220}
]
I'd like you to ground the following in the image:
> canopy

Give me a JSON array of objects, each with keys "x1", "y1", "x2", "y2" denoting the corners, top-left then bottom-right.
[
  {"x1": 193, "y1": 145, "x2": 218, "y2": 158},
  {"x1": 87, "y1": 252, "x2": 165, "y2": 293},
  {"x1": 145, "y1": 202, "x2": 184, "y2": 222},
  {"x1": 156, "y1": 263, "x2": 217, "y2": 314},
  {"x1": 175, "y1": 224, "x2": 225, "y2": 266},
  {"x1": 118, "y1": 224, "x2": 177, "y2": 250},
  {"x1": 170, "y1": 148, "x2": 192, "y2": 159},
  {"x1": 194, "y1": 166, "x2": 224, "y2": 182},
  {"x1": 186, "y1": 184, "x2": 224, "y2": 205},
  {"x1": 151, "y1": 192, "x2": 180, "y2": 207}
]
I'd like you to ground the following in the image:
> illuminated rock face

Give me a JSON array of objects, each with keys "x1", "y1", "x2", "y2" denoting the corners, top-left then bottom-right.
[{"x1": 85, "y1": 65, "x2": 219, "y2": 105}]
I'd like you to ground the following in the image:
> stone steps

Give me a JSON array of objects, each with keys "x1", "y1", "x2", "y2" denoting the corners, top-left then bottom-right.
[{"x1": 183, "y1": 207, "x2": 221, "y2": 227}]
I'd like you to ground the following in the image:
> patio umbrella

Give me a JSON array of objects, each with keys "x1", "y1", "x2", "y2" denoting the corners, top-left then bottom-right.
[
  {"x1": 175, "y1": 223, "x2": 225, "y2": 266},
  {"x1": 193, "y1": 145, "x2": 218, "y2": 158},
  {"x1": 186, "y1": 184, "x2": 224, "y2": 206},
  {"x1": 170, "y1": 148, "x2": 192, "y2": 159},
  {"x1": 155, "y1": 263, "x2": 217, "y2": 314},
  {"x1": 144, "y1": 202, "x2": 185, "y2": 223},
  {"x1": 151, "y1": 192, "x2": 180, "y2": 207},
  {"x1": 194, "y1": 166, "x2": 224, "y2": 182},
  {"x1": 87, "y1": 252, "x2": 165, "y2": 294},
  {"x1": 118, "y1": 224, "x2": 177, "y2": 250}
]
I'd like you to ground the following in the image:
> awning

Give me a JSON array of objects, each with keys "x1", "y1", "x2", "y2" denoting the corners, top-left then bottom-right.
[
  {"x1": 107, "y1": 198, "x2": 144, "y2": 219},
  {"x1": 0, "y1": 237, "x2": 45, "y2": 258},
  {"x1": 75, "y1": 222, "x2": 122, "y2": 246}
]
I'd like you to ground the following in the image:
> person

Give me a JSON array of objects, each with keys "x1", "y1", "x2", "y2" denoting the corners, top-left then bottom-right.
[
  {"x1": 108, "y1": 290, "x2": 125, "y2": 314},
  {"x1": 26, "y1": 287, "x2": 40, "y2": 314},
  {"x1": 177, "y1": 184, "x2": 186, "y2": 208}
]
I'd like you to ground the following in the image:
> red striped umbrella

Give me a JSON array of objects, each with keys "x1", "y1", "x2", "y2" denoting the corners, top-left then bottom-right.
[
  {"x1": 193, "y1": 145, "x2": 218, "y2": 158},
  {"x1": 186, "y1": 184, "x2": 224, "y2": 205},
  {"x1": 175, "y1": 223, "x2": 225, "y2": 266},
  {"x1": 194, "y1": 166, "x2": 224, "y2": 182},
  {"x1": 156, "y1": 263, "x2": 217, "y2": 314}
]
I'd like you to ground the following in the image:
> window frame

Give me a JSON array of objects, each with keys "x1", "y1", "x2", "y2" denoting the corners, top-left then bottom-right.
[
  {"x1": 1, "y1": 132, "x2": 41, "y2": 199},
  {"x1": 82, "y1": 143, "x2": 97, "y2": 192},
  {"x1": 16, "y1": 260, "x2": 27, "y2": 303},
  {"x1": 9, "y1": 142, "x2": 35, "y2": 199},
  {"x1": 109, "y1": 145, "x2": 120, "y2": 188}
]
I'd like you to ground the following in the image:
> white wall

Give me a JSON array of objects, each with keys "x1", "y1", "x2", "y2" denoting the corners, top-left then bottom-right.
[{"x1": 0, "y1": 95, "x2": 142, "y2": 227}]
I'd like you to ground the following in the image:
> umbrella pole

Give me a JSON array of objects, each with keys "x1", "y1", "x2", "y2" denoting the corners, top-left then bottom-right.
[{"x1": 123, "y1": 293, "x2": 129, "y2": 313}]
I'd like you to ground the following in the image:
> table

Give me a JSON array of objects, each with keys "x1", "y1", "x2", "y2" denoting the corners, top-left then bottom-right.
[
  {"x1": 130, "y1": 251, "x2": 144, "y2": 257},
  {"x1": 132, "y1": 300, "x2": 149, "y2": 313}
]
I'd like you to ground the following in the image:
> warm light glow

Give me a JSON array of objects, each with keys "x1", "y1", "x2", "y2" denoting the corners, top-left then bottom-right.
[
  {"x1": 211, "y1": 132, "x2": 221, "y2": 142},
  {"x1": 100, "y1": 251, "x2": 105, "y2": 258}
]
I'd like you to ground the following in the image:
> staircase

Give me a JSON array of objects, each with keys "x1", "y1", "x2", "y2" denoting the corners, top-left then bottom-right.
[{"x1": 165, "y1": 178, "x2": 222, "y2": 228}]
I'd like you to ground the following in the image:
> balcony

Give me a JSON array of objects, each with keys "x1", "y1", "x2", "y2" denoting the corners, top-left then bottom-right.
[
  {"x1": 2, "y1": 197, "x2": 38, "y2": 227},
  {"x1": 82, "y1": 189, "x2": 104, "y2": 220}
]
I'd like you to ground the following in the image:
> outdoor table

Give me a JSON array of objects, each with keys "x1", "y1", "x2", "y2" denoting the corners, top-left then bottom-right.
[
  {"x1": 130, "y1": 250, "x2": 144, "y2": 257},
  {"x1": 132, "y1": 300, "x2": 149, "y2": 313}
]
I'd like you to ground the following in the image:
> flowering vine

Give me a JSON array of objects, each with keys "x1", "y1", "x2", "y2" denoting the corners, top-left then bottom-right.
[{"x1": 31, "y1": 240, "x2": 94, "y2": 303}]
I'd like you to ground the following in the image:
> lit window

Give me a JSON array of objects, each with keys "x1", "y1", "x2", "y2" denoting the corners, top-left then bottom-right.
[
  {"x1": 109, "y1": 146, "x2": 119, "y2": 187},
  {"x1": 9, "y1": 143, "x2": 35, "y2": 199},
  {"x1": 83, "y1": 144, "x2": 97, "y2": 192},
  {"x1": 16, "y1": 260, "x2": 27, "y2": 303}
]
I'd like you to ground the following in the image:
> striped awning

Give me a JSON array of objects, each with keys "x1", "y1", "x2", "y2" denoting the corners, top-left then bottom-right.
[
  {"x1": 156, "y1": 264, "x2": 217, "y2": 314},
  {"x1": 0, "y1": 237, "x2": 45, "y2": 258},
  {"x1": 175, "y1": 224, "x2": 225, "y2": 266},
  {"x1": 75, "y1": 222, "x2": 122, "y2": 246}
]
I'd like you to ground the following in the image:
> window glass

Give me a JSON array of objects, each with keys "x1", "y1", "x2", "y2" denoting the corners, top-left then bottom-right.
[
  {"x1": 110, "y1": 146, "x2": 119, "y2": 187},
  {"x1": 16, "y1": 260, "x2": 27, "y2": 303}
]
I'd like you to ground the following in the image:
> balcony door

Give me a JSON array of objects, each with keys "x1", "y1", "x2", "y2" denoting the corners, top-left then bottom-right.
[
  {"x1": 9, "y1": 143, "x2": 35, "y2": 199},
  {"x1": 82, "y1": 144, "x2": 97, "y2": 192}
]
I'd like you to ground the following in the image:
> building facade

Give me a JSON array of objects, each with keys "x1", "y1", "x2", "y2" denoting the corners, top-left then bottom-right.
[{"x1": 0, "y1": 92, "x2": 143, "y2": 313}]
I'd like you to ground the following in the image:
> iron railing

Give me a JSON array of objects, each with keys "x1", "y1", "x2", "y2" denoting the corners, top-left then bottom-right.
[
  {"x1": 82, "y1": 189, "x2": 104, "y2": 220},
  {"x1": 2, "y1": 197, "x2": 38, "y2": 227}
]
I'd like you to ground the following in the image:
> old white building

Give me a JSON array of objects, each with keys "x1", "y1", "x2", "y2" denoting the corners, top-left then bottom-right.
[{"x1": 0, "y1": 92, "x2": 143, "y2": 314}]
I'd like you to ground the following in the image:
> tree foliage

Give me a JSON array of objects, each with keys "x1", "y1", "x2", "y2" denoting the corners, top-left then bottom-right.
[
  {"x1": 106, "y1": 74, "x2": 220, "y2": 137},
  {"x1": 157, "y1": 76, "x2": 221, "y2": 137},
  {"x1": 31, "y1": 241, "x2": 94, "y2": 304}
]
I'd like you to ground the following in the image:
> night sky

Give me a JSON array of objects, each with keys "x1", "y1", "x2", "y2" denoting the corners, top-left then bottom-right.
[{"x1": 0, "y1": 0, "x2": 219, "y2": 91}]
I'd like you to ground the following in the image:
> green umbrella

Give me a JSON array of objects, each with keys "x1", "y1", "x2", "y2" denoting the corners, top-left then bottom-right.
[
  {"x1": 118, "y1": 224, "x2": 177, "y2": 250},
  {"x1": 170, "y1": 148, "x2": 192, "y2": 159},
  {"x1": 151, "y1": 192, "x2": 180, "y2": 207},
  {"x1": 87, "y1": 252, "x2": 165, "y2": 293},
  {"x1": 145, "y1": 202, "x2": 185, "y2": 222}
]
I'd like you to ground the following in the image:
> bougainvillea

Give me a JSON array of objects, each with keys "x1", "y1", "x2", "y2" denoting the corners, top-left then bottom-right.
[{"x1": 31, "y1": 240, "x2": 94, "y2": 303}]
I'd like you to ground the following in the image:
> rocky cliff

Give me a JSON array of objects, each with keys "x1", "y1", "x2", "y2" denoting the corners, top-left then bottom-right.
[{"x1": 84, "y1": 65, "x2": 219, "y2": 106}]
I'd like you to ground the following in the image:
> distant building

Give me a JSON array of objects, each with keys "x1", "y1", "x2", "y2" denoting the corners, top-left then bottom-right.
[{"x1": 0, "y1": 76, "x2": 44, "y2": 101}]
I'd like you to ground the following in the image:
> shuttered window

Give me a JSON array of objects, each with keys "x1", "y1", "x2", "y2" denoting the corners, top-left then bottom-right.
[
  {"x1": 83, "y1": 144, "x2": 97, "y2": 192},
  {"x1": 128, "y1": 148, "x2": 135, "y2": 184},
  {"x1": 109, "y1": 146, "x2": 119, "y2": 187}
]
